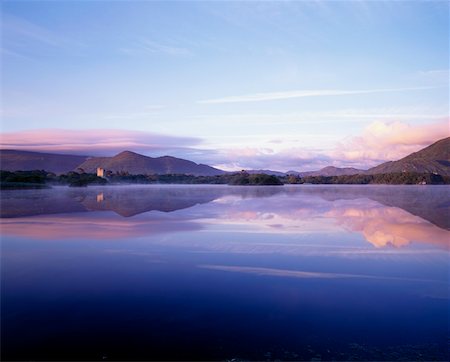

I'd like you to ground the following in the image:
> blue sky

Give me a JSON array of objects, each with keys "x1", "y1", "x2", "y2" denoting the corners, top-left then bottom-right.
[{"x1": 1, "y1": 0, "x2": 448, "y2": 171}]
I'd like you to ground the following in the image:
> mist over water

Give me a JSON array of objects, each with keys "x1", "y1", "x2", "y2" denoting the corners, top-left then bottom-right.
[{"x1": 1, "y1": 185, "x2": 449, "y2": 361}]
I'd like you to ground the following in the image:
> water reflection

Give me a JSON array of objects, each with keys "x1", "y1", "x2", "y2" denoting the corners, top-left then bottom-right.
[
  {"x1": 0, "y1": 213, "x2": 202, "y2": 240},
  {"x1": 2, "y1": 185, "x2": 449, "y2": 361},
  {"x1": 1, "y1": 185, "x2": 448, "y2": 250},
  {"x1": 199, "y1": 264, "x2": 447, "y2": 283},
  {"x1": 328, "y1": 203, "x2": 449, "y2": 249}
]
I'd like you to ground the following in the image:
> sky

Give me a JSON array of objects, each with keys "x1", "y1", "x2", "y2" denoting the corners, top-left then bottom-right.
[{"x1": 1, "y1": 0, "x2": 449, "y2": 171}]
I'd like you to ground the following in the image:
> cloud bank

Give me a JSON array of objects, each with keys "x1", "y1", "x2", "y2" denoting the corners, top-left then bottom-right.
[
  {"x1": 202, "y1": 120, "x2": 449, "y2": 171},
  {"x1": 333, "y1": 119, "x2": 449, "y2": 167},
  {"x1": 0, "y1": 129, "x2": 202, "y2": 156},
  {"x1": 210, "y1": 147, "x2": 332, "y2": 172}
]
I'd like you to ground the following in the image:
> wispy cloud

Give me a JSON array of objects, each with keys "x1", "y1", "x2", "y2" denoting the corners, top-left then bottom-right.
[
  {"x1": 198, "y1": 86, "x2": 437, "y2": 104},
  {"x1": 120, "y1": 39, "x2": 192, "y2": 57},
  {"x1": 2, "y1": 13, "x2": 60, "y2": 46},
  {"x1": 416, "y1": 69, "x2": 449, "y2": 85},
  {"x1": 0, "y1": 47, "x2": 32, "y2": 60},
  {"x1": 192, "y1": 107, "x2": 448, "y2": 125},
  {"x1": 95, "y1": 106, "x2": 166, "y2": 121},
  {"x1": 1, "y1": 12, "x2": 85, "y2": 58}
]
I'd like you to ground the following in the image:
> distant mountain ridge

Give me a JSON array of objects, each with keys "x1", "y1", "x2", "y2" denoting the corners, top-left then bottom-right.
[
  {"x1": 1, "y1": 137, "x2": 449, "y2": 176},
  {"x1": 244, "y1": 166, "x2": 364, "y2": 177},
  {"x1": 77, "y1": 150, "x2": 225, "y2": 176},
  {"x1": 244, "y1": 169, "x2": 287, "y2": 176},
  {"x1": 288, "y1": 138, "x2": 450, "y2": 176},
  {"x1": 0, "y1": 149, "x2": 89, "y2": 174},
  {"x1": 297, "y1": 166, "x2": 364, "y2": 177}
]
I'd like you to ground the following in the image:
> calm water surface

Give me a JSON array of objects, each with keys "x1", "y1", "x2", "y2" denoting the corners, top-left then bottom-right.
[{"x1": 1, "y1": 185, "x2": 449, "y2": 361}]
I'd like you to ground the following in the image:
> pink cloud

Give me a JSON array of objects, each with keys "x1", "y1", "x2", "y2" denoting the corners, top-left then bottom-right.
[
  {"x1": 205, "y1": 120, "x2": 448, "y2": 172},
  {"x1": 333, "y1": 120, "x2": 449, "y2": 168},
  {"x1": 0, "y1": 129, "x2": 202, "y2": 156}
]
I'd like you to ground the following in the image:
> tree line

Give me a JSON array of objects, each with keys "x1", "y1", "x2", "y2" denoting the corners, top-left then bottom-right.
[
  {"x1": 1, "y1": 169, "x2": 448, "y2": 189},
  {"x1": 0, "y1": 170, "x2": 106, "y2": 189},
  {"x1": 279, "y1": 172, "x2": 449, "y2": 185}
]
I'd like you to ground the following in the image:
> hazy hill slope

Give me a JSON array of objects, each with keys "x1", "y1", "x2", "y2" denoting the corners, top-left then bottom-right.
[
  {"x1": 77, "y1": 151, "x2": 225, "y2": 176},
  {"x1": 0, "y1": 150, "x2": 89, "y2": 174},
  {"x1": 245, "y1": 169, "x2": 287, "y2": 176},
  {"x1": 298, "y1": 166, "x2": 365, "y2": 177},
  {"x1": 367, "y1": 137, "x2": 450, "y2": 175}
]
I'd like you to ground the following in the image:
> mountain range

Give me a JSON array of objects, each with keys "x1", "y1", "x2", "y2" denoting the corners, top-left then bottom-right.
[
  {"x1": 1, "y1": 137, "x2": 449, "y2": 176},
  {"x1": 76, "y1": 150, "x2": 225, "y2": 176}
]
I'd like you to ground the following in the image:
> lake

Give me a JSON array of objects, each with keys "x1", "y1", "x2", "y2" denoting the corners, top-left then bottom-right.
[{"x1": 1, "y1": 185, "x2": 449, "y2": 361}]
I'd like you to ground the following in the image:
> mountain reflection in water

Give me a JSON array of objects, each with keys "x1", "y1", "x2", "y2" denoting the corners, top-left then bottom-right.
[{"x1": 1, "y1": 185, "x2": 448, "y2": 249}]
